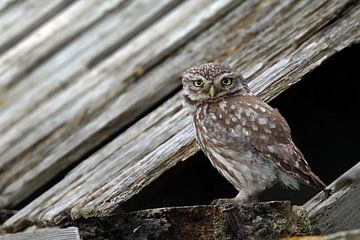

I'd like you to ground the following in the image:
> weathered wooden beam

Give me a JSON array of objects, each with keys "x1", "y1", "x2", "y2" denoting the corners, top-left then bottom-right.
[
  {"x1": 56, "y1": 201, "x2": 312, "y2": 240},
  {"x1": 2, "y1": 0, "x2": 359, "y2": 232},
  {"x1": 0, "y1": 0, "x2": 181, "y2": 129},
  {"x1": 304, "y1": 162, "x2": 360, "y2": 234},
  {"x1": 0, "y1": 0, "x2": 73, "y2": 56},
  {"x1": 0, "y1": 227, "x2": 80, "y2": 240},
  {"x1": 0, "y1": 0, "x2": 128, "y2": 88},
  {"x1": 0, "y1": 0, "x2": 238, "y2": 208}
]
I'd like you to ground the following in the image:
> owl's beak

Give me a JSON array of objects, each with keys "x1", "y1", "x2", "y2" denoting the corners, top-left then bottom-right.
[{"x1": 209, "y1": 86, "x2": 215, "y2": 98}]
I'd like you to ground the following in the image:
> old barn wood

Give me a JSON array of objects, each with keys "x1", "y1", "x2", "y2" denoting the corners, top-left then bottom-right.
[{"x1": 0, "y1": 0, "x2": 359, "y2": 239}]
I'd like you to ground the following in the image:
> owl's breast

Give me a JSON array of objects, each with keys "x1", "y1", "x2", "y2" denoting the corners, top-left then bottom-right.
[{"x1": 193, "y1": 101, "x2": 249, "y2": 148}]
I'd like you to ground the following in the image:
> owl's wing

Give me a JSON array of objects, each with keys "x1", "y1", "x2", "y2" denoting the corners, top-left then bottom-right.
[{"x1": 236, "y1": 96, "x2": 325, "y2": 189}]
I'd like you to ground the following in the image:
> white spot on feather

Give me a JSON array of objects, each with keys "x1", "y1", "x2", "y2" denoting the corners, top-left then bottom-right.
[
  {"x1": 241, "y1": 118, "x2": 247, "y2": 126},
  {"x1": 258, "y1": 117, "x2": 268, "y2": 125},
  {"x1": 242, "y1": 128, "x2": 250, "y2": 136},
  {"x1": 264, "y1": 128, "x2": 271, "y2": 134},
  {"x1": 260, "y1": 134, "x2": 268, "y2": 140},
  {"x1": 209, "y1": 112, "x2": 217, "y2": 121},
  {"x1": 219, "y1": 101, "x2": 227, "y2": 113},
  {"x1": 259, "y1": 107, "x2": 267, "y2": 113},
  {"x1": 267, "y1": 146, "x2": 275, "y2": 153}
]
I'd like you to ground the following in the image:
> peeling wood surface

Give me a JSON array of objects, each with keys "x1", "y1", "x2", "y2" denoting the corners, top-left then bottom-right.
[
  {"x1": 304, "y1": 162, "x2": 360, "y2": 234},
  {"x1": 0, "y1": 0, "x2": 359, "y2": 234},
  {"x1": 0, "y1": 227, "x2": 80, "y2": 240}
]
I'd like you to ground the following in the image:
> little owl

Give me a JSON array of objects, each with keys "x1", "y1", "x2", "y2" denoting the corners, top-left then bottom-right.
[{"x1": 181, "y1": 62, "x2": 325, "y2": 203}]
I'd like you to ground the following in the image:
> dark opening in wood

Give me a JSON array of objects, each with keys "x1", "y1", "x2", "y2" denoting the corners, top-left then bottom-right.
[{"x1": 123, "y1": 44, "x2": 359, "y2": 211}]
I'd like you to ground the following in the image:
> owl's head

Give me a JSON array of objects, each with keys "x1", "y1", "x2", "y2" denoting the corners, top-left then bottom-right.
[{"x1": 181, "y1": 63, "x2": 250, "y2": 106}]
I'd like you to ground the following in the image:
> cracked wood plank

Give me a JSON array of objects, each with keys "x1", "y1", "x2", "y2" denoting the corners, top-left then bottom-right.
[
  {"x1": 304, "y1": 162, "x2": 360, "y2": 234},
  {"x1": 1, "y1": 0, "x2": 360, "y2": 233}
]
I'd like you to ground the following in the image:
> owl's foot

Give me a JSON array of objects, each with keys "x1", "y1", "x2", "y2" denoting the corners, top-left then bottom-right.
[
  {"x1": 211, "y1": 190, "x2": 258, "y2": 205},
  {"x1": 211, "y1": 197, "x2": 258, "y2": 205}
]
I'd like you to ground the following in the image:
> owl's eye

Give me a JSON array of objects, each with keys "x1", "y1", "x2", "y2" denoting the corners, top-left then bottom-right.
[
  {"x1": 221, "y1": 78, "x2": 233, "y2": 86},
  {"x1": 192, "y1": 80, "x2": 204, "y2": 87}
]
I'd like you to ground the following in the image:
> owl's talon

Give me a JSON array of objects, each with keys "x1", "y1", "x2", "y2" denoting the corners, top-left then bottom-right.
[
  {"x1": 211, "y1": 198, "x2": 236, "y2": 205},
  {"x1": 211, "y1": 197, "x2": 257, "y2": 205}
]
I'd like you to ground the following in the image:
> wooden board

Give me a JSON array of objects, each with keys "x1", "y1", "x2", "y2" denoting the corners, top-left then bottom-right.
[
  {"x1": 304, "y1": 162, "x2": 360, "y2": 234},
  {"x1": 1, "y1": 0, "x2": 360, "y2": 233},
  {"x1": 0, "y1": 0, "x2": 73, "y2": 55},
  {"x1": 0, "y1": 227, "x2": 80, "y2": 240}
]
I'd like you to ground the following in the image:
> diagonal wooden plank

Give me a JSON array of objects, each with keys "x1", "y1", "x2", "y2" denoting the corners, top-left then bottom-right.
[
  {"x1": 0, "y1": 0, "x2": 127, "y2": 89},
  {"x1": 0, "y1": 0, "x2": 181, "y2": 132},
  {"x1": 0, "y1": 0, "x2": 73, "y2": 56},
  {"x1": 2, "y1": 0, "x2": 359, "y2": 233},
  {"x1": 0, "y1": 0, "x2": 239, "y2": 208}
]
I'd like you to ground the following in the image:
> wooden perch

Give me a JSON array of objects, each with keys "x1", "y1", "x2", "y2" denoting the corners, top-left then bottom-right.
[
  {"x1": 2, "y1": 0, "x2": 360, "y2": 233},
  {"x1": 57, "y1": 201, "x2": 312, "y2": 240}
]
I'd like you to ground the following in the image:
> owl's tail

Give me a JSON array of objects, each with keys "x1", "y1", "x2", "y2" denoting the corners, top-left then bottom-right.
[{"x1": 307, "y1": 171, "x2": 327, "y2": 190}]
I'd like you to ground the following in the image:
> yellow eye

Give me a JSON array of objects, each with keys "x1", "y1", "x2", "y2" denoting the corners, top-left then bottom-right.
[
  {"x1": 193, "y1": 80, "x2": 204, "y2": 87},
  {"x1": 221, "y1": 78, "x2": 233, "y2": 86}
]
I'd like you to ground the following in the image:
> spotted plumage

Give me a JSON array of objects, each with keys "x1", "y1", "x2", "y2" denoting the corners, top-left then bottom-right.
[{"x1": 181, "y1": 62, "x2": 325, "y2": 201}]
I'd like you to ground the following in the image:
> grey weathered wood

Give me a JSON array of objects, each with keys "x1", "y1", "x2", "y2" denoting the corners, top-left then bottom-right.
[
  {"x1": 1, "y1": 0, "x2": 360, "y2": 232},
  {"x1": 0, "y1": 0, "x2": 238, "y2": 208},
  {"x1": 0, "y1": 0, "x2": 128, "y2": 88},
  {"x1": 304, "y1": 162, "x2": 360, "y2": 234},
  {"x1": 0, "y1": 227, "x2": 80, "y2": 240},
  {"x1": 0, "y1": 0, "x2": 73, "y2": 56},
  {"x1": 0, "y1": 0, "x2": 181, "y2": 129}
]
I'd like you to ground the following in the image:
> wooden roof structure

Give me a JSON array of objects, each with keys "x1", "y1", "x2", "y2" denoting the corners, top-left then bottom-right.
[{"x1": 0, "y1": 0, "x2": 359, "y2": 238}]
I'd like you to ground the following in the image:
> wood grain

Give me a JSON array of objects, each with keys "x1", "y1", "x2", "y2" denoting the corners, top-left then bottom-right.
[
  {"x1": 0, "y1": 0, "x2": 237, "y2": 208},
  {"x1": 304, "y1": 162, "x2": 360, "y2": 234},
  {"x1": 0, "y1": 0, "x2": 73, "y2": 56},
  {"x1": 0, "y1": 227, "x2": 80, "y2": 240}
]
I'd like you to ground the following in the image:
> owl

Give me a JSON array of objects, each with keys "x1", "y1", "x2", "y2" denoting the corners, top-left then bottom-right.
[{"x1": 181, "y1": 62, "x2": 326, "y2": 203}]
